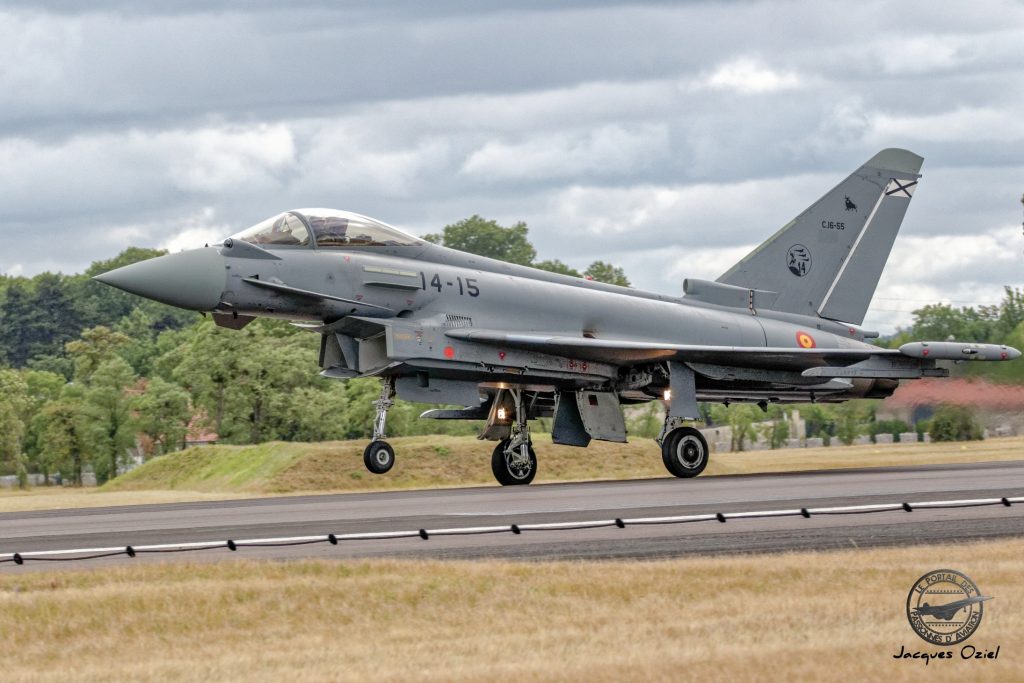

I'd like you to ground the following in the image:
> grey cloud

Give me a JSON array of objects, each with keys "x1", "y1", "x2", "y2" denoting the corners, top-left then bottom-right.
[
  {"x1": 0, "y1": 1, "x2": 714, "y2": 19},
  {"x1": 2, "y1": 0, "x2": 1023, "y2": 333},
  {"x1": 17, "y1": 0, "x2": 1018, "y2": 137},
  {"x1": 0, "y1": 4, "x2": 728, "y2": 136}
]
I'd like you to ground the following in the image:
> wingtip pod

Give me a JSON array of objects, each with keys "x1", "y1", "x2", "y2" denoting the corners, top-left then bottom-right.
[
  {"x1": 900, "y1": 341, "x2": 1021, "y2": 362},
  {"x1": 865, "y1": 148, "x2": 924, "y2": 175}
]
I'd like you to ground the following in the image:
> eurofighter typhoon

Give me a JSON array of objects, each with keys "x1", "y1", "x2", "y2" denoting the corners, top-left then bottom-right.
[{"x1": 96, "y1": 149, "x2": 1020, "y2": 485}]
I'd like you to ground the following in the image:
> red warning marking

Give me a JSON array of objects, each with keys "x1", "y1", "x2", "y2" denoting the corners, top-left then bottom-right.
[
  {"x1": 498, "y1": 351, "x2": 506, "y2": 360},
  {"x1": 796, "y1": 331, "x2": 816, "y2": 349},
  {"x1": 443, "y1": 346, "x2": 456, "y2": 359},
  {"x1": 922, "y1": 348, "x2": 930, "y2": 357}
]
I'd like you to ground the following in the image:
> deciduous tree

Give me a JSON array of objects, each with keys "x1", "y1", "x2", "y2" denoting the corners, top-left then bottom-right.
[
  {"x1": 135, "y1": 377, "x2": 192, "y2": 457},
  {"x1": 81, "y1": 357, "x2": 137, "y2": 483},
  {"x1": 534, "y1": 259, "x2": 582, "y2": 277},
  {"x1": 35, "y1": 389, "x2": 89, "y2": 485},
  {"x1": 0, "y1": 369, "x2": 29, "y2": 486},
  {"x1": 424, "y1": 215, "x2": 536, "y2": 265},
  {"x1": 66, "y1": 326, "x2": 131, "y2": 383},
  {"x1": 584, "y1": 261, "x2": 631, "y2": 287}
]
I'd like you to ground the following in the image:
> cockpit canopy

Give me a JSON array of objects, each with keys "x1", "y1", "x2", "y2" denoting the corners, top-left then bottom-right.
[{"x1": 229, "y1": 209, "x2": 423, "y2": 249}]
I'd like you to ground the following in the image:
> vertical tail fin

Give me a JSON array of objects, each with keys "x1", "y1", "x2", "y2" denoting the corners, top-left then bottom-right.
[{"x1": 717, "y1": 148, "x2": 923, "y2": 325}]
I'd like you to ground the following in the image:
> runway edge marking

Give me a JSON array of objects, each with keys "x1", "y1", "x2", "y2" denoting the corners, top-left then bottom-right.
[{"x1": 2, "y1": 496, "x2": 1021, "y2": 566}]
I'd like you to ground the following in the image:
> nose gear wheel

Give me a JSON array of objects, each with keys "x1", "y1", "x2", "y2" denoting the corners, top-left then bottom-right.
[{"x1": 363, "y1": 440, "x2": 395, "y2": 474}]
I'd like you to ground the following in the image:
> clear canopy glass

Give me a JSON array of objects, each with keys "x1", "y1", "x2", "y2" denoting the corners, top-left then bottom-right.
[
  {"x1": 229, "y1": 212, "x2": 311, "y2": 247},
  {"x1": 229, "y1": 209, "x2": 422, "y2": 249}
]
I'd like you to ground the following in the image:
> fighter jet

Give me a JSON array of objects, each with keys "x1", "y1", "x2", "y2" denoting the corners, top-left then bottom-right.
[
  {"x1": 95, "y1": 149, "x2": 1020, "y2": 485},
  {"x1": 914, "y1": 596, "x2": 992, "y2": 621}
]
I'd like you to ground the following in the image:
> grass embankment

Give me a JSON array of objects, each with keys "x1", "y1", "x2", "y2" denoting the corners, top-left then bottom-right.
[
  {"x1": 2, "y1": 435, "x2": 1022, "y2": 513},
  {"x1": 105, "y1": 434, "x2": 1024, "y2": 493},
  {"x1": 1, "y1": 539, "x2": 1020, "y2": 682}
]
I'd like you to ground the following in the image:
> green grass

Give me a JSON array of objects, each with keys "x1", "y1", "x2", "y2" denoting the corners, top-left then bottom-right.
[
  {"x1": 102, "y1": 434, "x2": 1024, "y2": 496},
  {"x1": 109, "y1": 442, "x2": 309, "y2": 493},
  {"x1": 2, "y1": 435, "x2": 1021, "y2": 512}
]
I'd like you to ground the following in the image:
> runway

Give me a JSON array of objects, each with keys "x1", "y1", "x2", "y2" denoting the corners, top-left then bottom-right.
[{"x1": 3, "y1": 460, "x2": 1024, "y2": 571}]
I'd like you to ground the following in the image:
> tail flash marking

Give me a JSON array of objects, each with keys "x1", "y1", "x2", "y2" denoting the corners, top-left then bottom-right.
[{"x1": 885, "y1": 178, "x2": 917, "y2": 198}]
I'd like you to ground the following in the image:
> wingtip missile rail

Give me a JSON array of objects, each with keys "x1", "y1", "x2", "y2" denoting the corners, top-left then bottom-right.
[{"x1": 899, "y1": 341, "x2": 1021, "y2": 362}]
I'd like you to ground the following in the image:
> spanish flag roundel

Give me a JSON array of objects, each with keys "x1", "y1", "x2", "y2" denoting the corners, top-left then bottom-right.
[{"x1": 796, "y1": 331, "x2": 816, "y2": 349}]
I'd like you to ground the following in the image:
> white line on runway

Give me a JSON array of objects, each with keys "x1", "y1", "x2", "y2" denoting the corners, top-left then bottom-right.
[{"x1": 2, "y1": 495, "x2": 1021, "y2": 564}]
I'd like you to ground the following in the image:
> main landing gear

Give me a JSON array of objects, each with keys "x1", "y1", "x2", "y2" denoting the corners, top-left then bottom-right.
[
  {"x1": 656, "y1": 361, "x2": 709, "y2": 478},
  {"x1": 359, "y1": 369, "x2": 708, "y2": 484},
  {"x1": 491, "y1": 388, "x2": 536, "y2": 486},
  {"x1": 360, "y1": 379, "x2": 537, "y2": 486},
  {"x1": 657, "y1": 420, "x2": 709, "y2": 478},
  {"x1": 363, "y1": 377, "x2": 396, "y2": 474}
]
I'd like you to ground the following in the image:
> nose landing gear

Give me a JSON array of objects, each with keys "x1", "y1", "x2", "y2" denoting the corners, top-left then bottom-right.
[{"x1": 363, "y1": 377, "x2": 396, "y2": 474}]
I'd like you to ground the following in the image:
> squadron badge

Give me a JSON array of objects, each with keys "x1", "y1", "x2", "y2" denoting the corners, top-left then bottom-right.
[{"x1": 787, "y1": 244, "x2": 811, "y2": 277}]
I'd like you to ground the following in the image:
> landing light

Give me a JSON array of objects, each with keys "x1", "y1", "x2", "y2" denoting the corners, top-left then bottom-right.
[
  {"x1": 663, "y1": 389, "x2": 672, "y2": 401},
  {"x1": 497, "y1": 408, "x2": 507, "y2": 420}
]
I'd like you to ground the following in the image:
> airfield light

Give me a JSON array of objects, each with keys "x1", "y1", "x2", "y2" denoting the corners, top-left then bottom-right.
[{"x1": 663, "y1": 389, "x2": 672, "y2": 401}]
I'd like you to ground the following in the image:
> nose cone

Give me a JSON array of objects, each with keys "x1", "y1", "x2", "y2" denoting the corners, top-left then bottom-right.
[{"x1": 94, "y1": 248, "x2": 226, "y2": 311}]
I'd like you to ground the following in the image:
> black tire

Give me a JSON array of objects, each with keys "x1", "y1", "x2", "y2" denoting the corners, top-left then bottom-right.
[
  {"x1": 363, "y1": 440, "x2": 395, "y2": 474},
  {"x1": 491, "y1": 439, "x2": 537, "y2": 486},
  {"x1": 661, "y1": 427, "x2": 709, "y2": 478}
]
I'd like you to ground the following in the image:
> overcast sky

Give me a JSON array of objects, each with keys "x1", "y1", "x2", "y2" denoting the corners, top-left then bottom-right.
[{"x1": 2, "y1": 0, "x2": 1022, "y2": 332}]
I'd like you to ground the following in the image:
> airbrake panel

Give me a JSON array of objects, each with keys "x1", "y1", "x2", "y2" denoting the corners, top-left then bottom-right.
[
  {"x1": 552, "y1": 392, "x2": 591, "y2": 447},
  {"x1": 576, "y1": 391, "x2": 627, "y2": 443}
]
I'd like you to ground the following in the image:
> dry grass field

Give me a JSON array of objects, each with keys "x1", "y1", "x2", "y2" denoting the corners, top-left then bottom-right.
[
  {"x1": 2, "y1": 435, "x2": 1022, "y2": 513},
  {"x1": 1, "y1": 538, "x2": 1020, "y2": 682}
]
